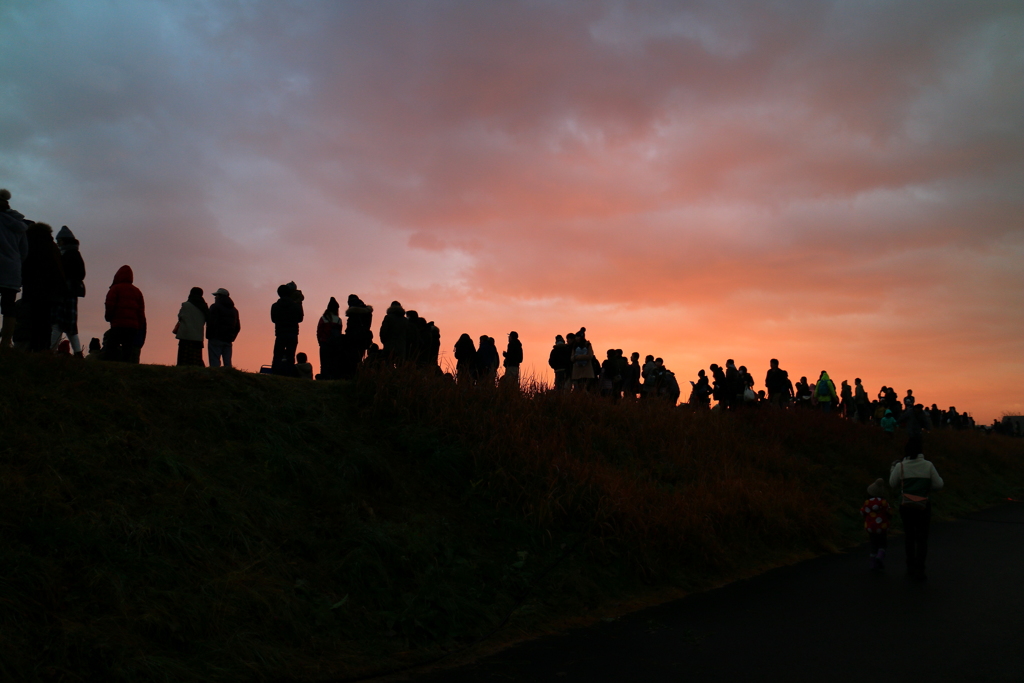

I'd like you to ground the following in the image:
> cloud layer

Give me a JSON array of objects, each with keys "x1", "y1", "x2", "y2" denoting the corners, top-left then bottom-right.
[{"x1": 2, "y1": 0, "x2": 1022, "y2": 421}]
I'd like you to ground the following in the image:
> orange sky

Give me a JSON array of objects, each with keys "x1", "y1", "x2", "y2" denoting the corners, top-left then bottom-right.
[{"x1": 2, "y1": 1, "x2": 1022, "y2": 422}]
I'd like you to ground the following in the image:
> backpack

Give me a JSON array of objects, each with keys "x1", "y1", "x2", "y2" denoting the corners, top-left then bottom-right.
[
  {"x1": 817, "y1": 380, "x2": 831, "y2": 399},
  {"x1": 899, "y1": 462, "x2": 929, "y2": 509}
]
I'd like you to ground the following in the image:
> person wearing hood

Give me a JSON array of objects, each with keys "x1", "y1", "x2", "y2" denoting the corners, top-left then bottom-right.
[
  {"x1": 475, "y1": 335, "x2": 499, "y2": 385},
  {"x1": 175, "y1": 287, "x2": 208, "y2": 366},
  {"x1": 453, "y1": 333, "x2": 476, "y2": 383},
  {"x1": 103, "y1": 265, "x2": 146, "y2": 362},
  {"x1": 425, "y1": 320, "x2": 441, "y2": 369},
  {"x1": 0, "y1": 189, "x2": 29, "y2": 349},
  {"x1": 379, "y1": 301, "x2": 407, "y2": 363},
  {"x1": 271, "y1": 282, "x2": 304, "y2": 375},
  {"x1": 880, "y1": 408, "x2": 897, "y2": 436},
  {"x1": 570, "y1": 332, "x2": 595, "y2": 391},
  {"x1": 51, "y1": 226, "x2": 86, "y2": 356},
  {"x1": 548, "y1": 335, "x2": 571, "y2": 390},
  {"x1": 22, "y1": 222, "x2": 67, "y2": 351},
  {"x1": 689, "y1": 369, "x2": 712, "y2": 407},
  {"x1": 344, "y1": 294, "x2": 374, "y2": 357},
  {"x1": 316, "y1": 297, "x2": 344, "y2": 379},
  {"x1": 207, "y1": 287, "x2": 240, "y2": 368},
  {"x1": 815, "y1": 370, "x2": 838, "y2": 413},
  {"x1": 501, "y1": 331, "x2": 523, "y2": 389}
]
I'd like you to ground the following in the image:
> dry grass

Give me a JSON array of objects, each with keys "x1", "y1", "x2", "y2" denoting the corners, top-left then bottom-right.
[{"x1": 1, "y1": 355, "x2": 1022, "y2": 682}]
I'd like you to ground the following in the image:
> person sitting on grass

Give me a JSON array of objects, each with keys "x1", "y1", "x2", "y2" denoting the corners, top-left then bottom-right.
[
  {"x1": 295, "y1": 352, "x2": 313, "y2": 380},
  {"x1": 86, "y1": 337, "x2": 102, "y2": 360},
  {"x1": 860, "y1": 479, "x2": 893, "y2": 570}
]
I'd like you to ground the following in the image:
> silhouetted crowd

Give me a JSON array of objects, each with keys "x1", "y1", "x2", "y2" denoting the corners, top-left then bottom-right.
[{"x1": 2, "y1": 187, "x2": 1020, "y2": 435}]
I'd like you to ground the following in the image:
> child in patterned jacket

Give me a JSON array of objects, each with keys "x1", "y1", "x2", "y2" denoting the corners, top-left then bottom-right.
[{"x1": 860, "y1": 479, "x2": 893, "y2": 570}]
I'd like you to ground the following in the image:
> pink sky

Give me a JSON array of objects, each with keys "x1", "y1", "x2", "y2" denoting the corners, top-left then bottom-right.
[{"x1": 2, "y1": 1, "x2": 1022, "y2": 422}]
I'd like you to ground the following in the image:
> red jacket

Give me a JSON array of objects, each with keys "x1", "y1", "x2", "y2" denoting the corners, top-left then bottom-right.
[{"x1": 104, "y1": 265, "x2": 146, "y2": 330}]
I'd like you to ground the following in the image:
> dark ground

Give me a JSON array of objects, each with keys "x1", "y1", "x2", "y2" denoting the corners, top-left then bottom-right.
[{"x1": 410, "y1": 502, "x2": 1024, "y2": 683}]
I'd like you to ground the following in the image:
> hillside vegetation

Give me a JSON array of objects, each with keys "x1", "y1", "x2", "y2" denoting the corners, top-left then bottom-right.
[{"x1": 2, "y1": 354, "x2": 1023, "y2": 682}]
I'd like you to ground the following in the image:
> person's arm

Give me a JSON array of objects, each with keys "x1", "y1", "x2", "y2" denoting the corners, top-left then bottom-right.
[
  {"x1": 929, "y1": 464, "x2": 944, "y2": 492},
  {"x1": 889, "y1": 461, "x2": 902, "y2": 489},
  {"x1": 104, "y1": 287, "x2": 117, "y2": 323}
]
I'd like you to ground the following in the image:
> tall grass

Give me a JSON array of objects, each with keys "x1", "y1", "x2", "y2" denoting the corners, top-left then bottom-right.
[{"x1": 1, "y1": 354, "x2": 1022, "y2": 682}]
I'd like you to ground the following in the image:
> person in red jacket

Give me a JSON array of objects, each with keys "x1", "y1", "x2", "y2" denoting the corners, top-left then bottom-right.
[{"x1": 103, "y1": 265, "x2": 146, "y2": 362}]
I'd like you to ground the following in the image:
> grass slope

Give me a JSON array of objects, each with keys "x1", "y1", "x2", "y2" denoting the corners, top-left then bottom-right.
[{"x1": 1, "y1": 354, "x2": 1023, "y2": 682}]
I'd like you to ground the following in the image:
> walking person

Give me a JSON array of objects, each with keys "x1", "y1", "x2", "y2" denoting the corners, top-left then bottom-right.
[
  {"x1": 51, "y1": 226, "x2": 86, "y2": 356},
  {"x1": 207, "y1": 288, "x2": 240, "y2": 368},
  {"x1": 860, "y1": 479, "x2": 893, "y2": 570},
  {"x1": 0, "y1": 188, "x2": 29, "y2": 349},
  {"x1": 271, "y1": 282, "x2": 304, "y2": 375},
  {"x1": 174, "y1": 287, "x2": 208, "y2": 367},
  {"x1": 889, "y1": 448, "x2": 944, "y2": 581},
  {"x1": 501, "y1": 331, "x2": 523, "y2": 389},
  {"x1": 103, "y1": 265, "x2": 146, "y2": 362}
]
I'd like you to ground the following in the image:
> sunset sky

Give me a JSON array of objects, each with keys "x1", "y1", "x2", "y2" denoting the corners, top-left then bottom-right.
[{"x1": 2, "y1": 1, "x2": 1022, "y2": 422}]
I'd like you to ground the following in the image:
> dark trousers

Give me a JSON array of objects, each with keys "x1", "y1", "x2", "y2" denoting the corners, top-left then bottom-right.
[
  {"x1": 103, "y1": 327, "x2": 138, "y2": 362},
  {"x1": 272, "y1": 334, "x2": 298, "y2": 375},
  {"x1": 901, "y1": 503, "x2": 932, "y2": 577},
  {"x1": 25, "y1": 296, "x2": 52, "y2": 351},
  {"x1": 868, "y1": 531, "x2": 888, "y2": 554}
]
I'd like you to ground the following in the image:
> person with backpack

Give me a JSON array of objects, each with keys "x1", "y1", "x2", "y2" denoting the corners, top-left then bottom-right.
[
  {"x1": 889, "y1": 447, "x2": 944, "y2": 581},
  {"x1": 764, "y1": 359, "x2": 793, "y2": 408},
  {"x1": 815, "y1": 370, "x2": 838, "y2": 413},
  {"x1": 52, "y1": 226, "x2": 86, "y2": 356},
  {"x1": 207, "y1": 288, "x2": 240, "y2": 368}
]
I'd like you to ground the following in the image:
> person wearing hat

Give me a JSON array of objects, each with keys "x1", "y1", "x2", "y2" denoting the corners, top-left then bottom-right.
[
  {"x1": 548, "y1": 335, "x2": 570, "y2": 391},
  {"x1": 860, "y1": 479, "x2": 893, "y2": 570},
  {"x1": 207, "y1": 287, "x2": 240, "y2": 368},
  {"x1": 501, "y1": 331, "x2": 523, "y2": 389},
  {"x1": 52, "y1": 225, "x2": 86, "y2": 356},
  {"x1": 316, "y1": 296, "x2": 343, "y2": 379}
]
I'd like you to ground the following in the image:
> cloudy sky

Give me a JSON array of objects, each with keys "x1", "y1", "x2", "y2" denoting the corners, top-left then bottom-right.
[{"x1": 2, "y1": 0, "x2": 1022, "y2": 421}]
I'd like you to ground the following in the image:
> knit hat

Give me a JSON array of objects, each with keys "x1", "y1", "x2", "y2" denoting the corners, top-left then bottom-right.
[
  {"x1": 867, "y1": 478, "x2": 885, "y2": 498},
  {"x1": 213, "y1": 288, "x2": 230, "y2": 297},
  {"x1": 56, "y1": 225, "x2": 77, "y2": 243}
]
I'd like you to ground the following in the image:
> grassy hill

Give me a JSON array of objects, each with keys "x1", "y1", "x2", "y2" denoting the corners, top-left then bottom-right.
[{"x1": 2, "y1": 353, "x2": 1023, "y2": 682}]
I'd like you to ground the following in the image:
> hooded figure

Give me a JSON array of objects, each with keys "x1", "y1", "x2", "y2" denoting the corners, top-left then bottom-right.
[
  {"x1": 345, "y1": 294, "x2": 374, "y2": 355},
  {"x1": 475, "y1": 335, "x2": 499, "y2": 385},
  {"x1": 270, "y1": 283, "x2": 304, "y2": 375},
  {"x1": 175, "y1": 287, "x2": 208, "y2": 367},
  {"x1": 815, "y1": 371, "x2": 838, "y2": 413},
  {"x1": 317, "y1": 297, "x2": 344, "y2": 379},
  {"x1": 103, "y1": 265, "x2": 146, "y2": 362},
  {"x1": 379, "y1": 301, "x2": 407, "y2": 363},
  {"x1": 207, "y1": 287, "x2": 240, "y2": 368},
  {"x1": 0, "y1": 189, "x2": 29, "y2": 348},
  {"x1": 548, "y1": 335, "x2": 571, "y2": 390},
  {"x1": 51, "y1": 226, "x2": 86, "y2": 355},
  {"x1": 454, "y1": 333, "x2": 476, "y2": 382}
]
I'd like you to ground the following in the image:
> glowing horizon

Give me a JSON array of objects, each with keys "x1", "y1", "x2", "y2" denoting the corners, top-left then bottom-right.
[{"x1": 1, "y1": 1, "x2": 1022, "y2": 423}]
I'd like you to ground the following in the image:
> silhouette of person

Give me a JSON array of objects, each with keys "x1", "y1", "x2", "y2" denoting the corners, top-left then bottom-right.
[
  {"x1": 344, "y1": 294, "x2": 374, "y2": 360},
  {"x1": 548, "y1": 335, "x2": 571, "y2": 390},
  {"x1": 501, "y1": 331, "x2": 523, "y2": 388},
  {"x1": 764, "y1": 359, "x2": 792, "y2": 408},
  {"x1": 317, "y1": 297, "x2": 344, "y2": 379},
  {"x1": 625, "y1": 352, "x2": 642, "y2": 399},
  {"x1": 476, "y1": 335, "x2": 499, "y2": 385},
  {"x1": 271, "y1": 282, "x2": 304, "y2": 375},
  {"x1": 571, "y1": 332, "x2": 595, "y2": 391},
  {"x1": 815, "y1": 371, "x2": 837, "y2": 413},
  {"x1": 454, "y1": 333, "x2": 476, "y2": 383},
  {"x1": 52, "y1": 225, "x2": 86, "y2": 356},
  {"x1": 175, "y1": 287, "x2": 208, "y2": 366},
  {"x1": 295, "y1": 352, "x2": 314, "y2": 380},
  {"x1": 103, "y1": 265, "x2": 146, "y2": 362},
  {"x1": 207, "y1": 288, "x2": 240, "y2": 368},
  {"x1": 22, "y1": 222, "x2": 66, "y2": 351},
  {"x1": 379, "y1": 301, "x2": 407, "y2": 364},
  {"x1": 689, "y1": 369, "x2": 712, "y2": 407},
  {"x1": 0, "y1": 188, "x2": 29, "y2": 349},
  {"x1": 889, "y1": 447, "x2": 944, "y2": 581}
]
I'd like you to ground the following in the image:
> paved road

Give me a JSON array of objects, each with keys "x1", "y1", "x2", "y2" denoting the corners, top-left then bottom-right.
[{"x1": 415, "y1": 503, "x2": 1024, "y2": 683}]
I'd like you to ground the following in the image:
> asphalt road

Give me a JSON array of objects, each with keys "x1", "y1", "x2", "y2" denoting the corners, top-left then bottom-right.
[{"x1": 414, "y1": 502, "x2": 1024, "y2": 683}]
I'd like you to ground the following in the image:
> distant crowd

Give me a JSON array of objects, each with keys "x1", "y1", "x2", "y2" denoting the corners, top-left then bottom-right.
[{"x1": 1, "y1": 188, "x2": 1018, "y2": 436}]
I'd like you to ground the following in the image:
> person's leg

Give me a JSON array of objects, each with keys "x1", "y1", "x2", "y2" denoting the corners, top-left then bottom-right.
[
  {"x1": 208, "y1": 340, "x2": 223, "y2": 367},
  {"x1": 28, "y1": 298, "x2": 52, "y2": 351},
  {"x1": 222, "y1": 342, "x2": 232, "y2": 369},
  {"x1": 177, "y1": 340, "x2": 188, "y2": 366},
  {"x1": 917, "y1": 504, "x2": 932, "y2": 578},
  {"x1": 68, "y1": 334, "x2": 82, "y2": 355},
  {"x1": 50, "y1": 324, "x2": 63, "y2": 350},
  {"x1": 0, "y1": 288, "x2": 16, "y2": 348}
]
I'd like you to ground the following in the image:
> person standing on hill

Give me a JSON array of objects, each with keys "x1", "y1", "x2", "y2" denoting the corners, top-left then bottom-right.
[
  {"x1": 899, "y1": 403, "x2": 932, "y2": 458},
  {"x1": 271, "y1": 282, "x2": 304, "y2": 375},
  {"x1": 689, "y1": 369, "x2": 712, "y2": 407},
  {"x1": 904, "y1": 389, "x2": 916, "y2": 410},
  {"x1": 890, "y1": 448, "x2": 944, "y2": 581},
  {"x1": 103, "y1": 265, "x2": 146, "y2": 362},
  {"x1": 174, "y1": 287, "x2": 208, "y2": 367},
  {"x1": 425, "y1": 320, "x2": 441, "y2": 369},
  {"x1": 52, "y1": 226, "x2": 86, "y2": 356},
  {"x1": 476, "y1": 335, "x2": 499, "y2": 385},
  {"x1": 404, "y1": 309, "x2": 423, "y2": 364},
  {"x1": 625, "y1": 352, "x2": 642, "y2": 399},
  {"x1": 854, "y1": 378, "x2": 870, "y2": 422},
  {"x1": 344, "y1": 295, "x2": 373, "y2": 359},
  {"x1": 0, "y1": 189, "x2": 29, "y2": 349},
  {"x1": 794, "y1": 376, "x2": 812, "y2": 408},
  {"x1": 502, "y1": 331, "x2": 523, "y2": 388},
  {"x1": 571, "y1": 332, "x2": 595, "y2": 392},
  {"x1": 22, "y1": 222, "x2": 67, "y2": 352},
  {"x1": 379, "y1": 301, "x2": 407, "y2": 364},
  {"x1": 317, "y1": 297, "x2": 344, "y2": 379},
  {"x1": 840, "y1": 380, "x2": 853, "y2": 418},
  {"x1": 454, "y1": 333, "x2": 476, "y2": 383},
  {"x1": 815, "y1": 371, "x2": 838, "y2": 413},
  {"x1": 207, "y1": 288, "x2": 240, "y2": 368},
  {"x1": 765, "y1": 359, "x2": 792, "y2": 408}
]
